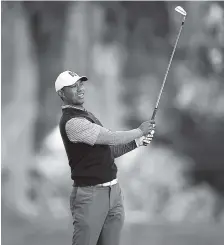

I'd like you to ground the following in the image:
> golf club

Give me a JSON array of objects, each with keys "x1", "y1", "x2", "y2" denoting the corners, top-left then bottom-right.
[{"x1": 143, "y1": 6, "x2": 187, "y2": 145}]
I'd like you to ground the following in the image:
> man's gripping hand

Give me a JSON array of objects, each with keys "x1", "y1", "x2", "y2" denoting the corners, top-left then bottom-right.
[{"x1": 135, "y1": 127, "x2": 156, "y2": 147}]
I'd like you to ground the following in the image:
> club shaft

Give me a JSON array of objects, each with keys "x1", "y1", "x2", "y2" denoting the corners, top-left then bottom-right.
[{"x1": 151, "y1": 16, "x2": 185, "y2": 120}]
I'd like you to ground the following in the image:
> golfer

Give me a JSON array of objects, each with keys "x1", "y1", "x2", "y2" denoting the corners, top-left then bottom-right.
[{"x1": 55, "y1": 70, "x2": 156, "y2": 245}]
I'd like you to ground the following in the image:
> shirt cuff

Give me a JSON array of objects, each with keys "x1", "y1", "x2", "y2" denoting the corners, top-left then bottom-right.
[{"x1": 135, "y1": 137, "x2": 141, "y2": 148}]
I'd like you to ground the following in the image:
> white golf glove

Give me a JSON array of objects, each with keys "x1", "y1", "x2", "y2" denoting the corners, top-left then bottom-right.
[{"x1": 135, "y1": 129, "x2": 155, "y2": 147}]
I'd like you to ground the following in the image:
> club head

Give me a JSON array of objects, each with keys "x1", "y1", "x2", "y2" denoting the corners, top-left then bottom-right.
[{"x1": 175, "y1": 6, "x2": 187, "y2": 16}]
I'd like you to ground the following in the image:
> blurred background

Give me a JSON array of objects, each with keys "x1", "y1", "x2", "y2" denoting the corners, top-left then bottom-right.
[{"x1": 1, "y1": 1, "x2": 224, "y2": 245}]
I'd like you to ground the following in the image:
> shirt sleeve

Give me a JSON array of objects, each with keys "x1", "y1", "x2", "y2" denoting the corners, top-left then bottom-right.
[
  {"x1": 110, "y1": 141, "x2": 137, "y2": 158},
  {"x1": 65, "y1": 117, "x2": 143, "y2": 146},
  {"x1": 65, "y1": 118, "x2": 101, "y2": 145},
  {"x1": 95, "y1": 127, "x2": 142, "y2": 145}
]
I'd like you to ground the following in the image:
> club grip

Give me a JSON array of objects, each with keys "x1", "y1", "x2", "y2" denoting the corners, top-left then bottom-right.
[
  {"x1": 142, "y1": 108, "x2": 158, "y2": 146},
  {"x1": 151, "y1": 107, "x2": 158, "y2": 121}
]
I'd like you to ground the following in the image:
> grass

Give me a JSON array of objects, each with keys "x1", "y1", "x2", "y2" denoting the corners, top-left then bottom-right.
[{"x1": 2, "y1": 204, "x2": 224, "y2": 245}]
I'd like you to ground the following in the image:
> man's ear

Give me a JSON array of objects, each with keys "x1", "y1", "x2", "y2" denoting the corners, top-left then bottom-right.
[{"x1": 58, "y1": 90, "x2": 65, "y2": 101}]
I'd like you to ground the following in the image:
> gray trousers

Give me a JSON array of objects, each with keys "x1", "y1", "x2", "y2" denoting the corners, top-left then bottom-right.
[{"x1": 70, "y1": 183, "x2": 125, "y2": 245}]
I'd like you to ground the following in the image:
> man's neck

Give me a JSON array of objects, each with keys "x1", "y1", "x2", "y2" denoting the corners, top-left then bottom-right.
[
  {"x1": 63, "y1": 102, "x2": 83, "y2": 108},
  {"x1": 62, "y1": 102, "x2": 86, "y2": 111}
]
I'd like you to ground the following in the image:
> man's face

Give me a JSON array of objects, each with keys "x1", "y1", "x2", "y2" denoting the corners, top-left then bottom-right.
[{"x1": 62, "y1": 79, "x2": 85, "y2": 105}]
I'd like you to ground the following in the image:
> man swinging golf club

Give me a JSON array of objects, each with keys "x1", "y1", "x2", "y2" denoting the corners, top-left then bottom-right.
[
  {"x1": 56, "y1": 5, "x2": 187, "y2": 244},
  {"x1": 55, "y1": 70, "x2": 155, "y2": 245}
]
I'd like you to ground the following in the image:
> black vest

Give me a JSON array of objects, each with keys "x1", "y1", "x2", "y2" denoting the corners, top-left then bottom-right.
[{"x1": 59, "y1": 108, "x2": 117, "y2": 186}]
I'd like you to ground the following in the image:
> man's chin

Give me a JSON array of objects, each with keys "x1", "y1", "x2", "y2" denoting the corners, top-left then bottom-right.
[
  {"x1": 79, "y1": 100, "x2": 84, "y2": 105},
  {"x1": 72, "y1": 100, "x2": 84, "y2": 106}
]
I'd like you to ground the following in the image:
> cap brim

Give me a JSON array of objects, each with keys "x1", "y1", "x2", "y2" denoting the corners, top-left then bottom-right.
[
  {"x1": 62, "y1": 76, "x2": 88, "y2": 89},
  {"x1": 79, "y1": 76, "x2": 88, "y2": 81},
  {"x1": 65, "y1": 76, "x2": 88, "y2": 87}
]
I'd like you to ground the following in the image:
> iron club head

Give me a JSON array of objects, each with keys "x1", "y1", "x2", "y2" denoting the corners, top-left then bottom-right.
[{"x1": 175, "y1": 6, "x2": 187, "y2": 16}]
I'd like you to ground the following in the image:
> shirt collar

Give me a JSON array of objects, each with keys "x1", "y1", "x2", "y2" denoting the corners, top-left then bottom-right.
[{"x1": 62, "y1": 105, "x2": 87, "y2": 112}]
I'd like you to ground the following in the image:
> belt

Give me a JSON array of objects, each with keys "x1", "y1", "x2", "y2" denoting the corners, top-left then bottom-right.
[{"x1": 96, "y1": 178, "x2": 118, "y2": 187}]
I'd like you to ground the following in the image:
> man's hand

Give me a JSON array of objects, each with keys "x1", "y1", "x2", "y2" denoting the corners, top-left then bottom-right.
[
  {"x1": 135, "y1": 128, "x2": 155, "y2": 147},
  {"x1": 138, "y1": 120, "x2": 156, "y2": 136},
  {"x1": 142, "y1": 129, "x2": 155, "y2": 146}
]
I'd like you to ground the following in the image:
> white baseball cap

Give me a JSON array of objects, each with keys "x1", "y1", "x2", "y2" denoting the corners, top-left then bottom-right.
[{"x1": 55, "y1": 70, "x2": 88, "y2": 92}]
